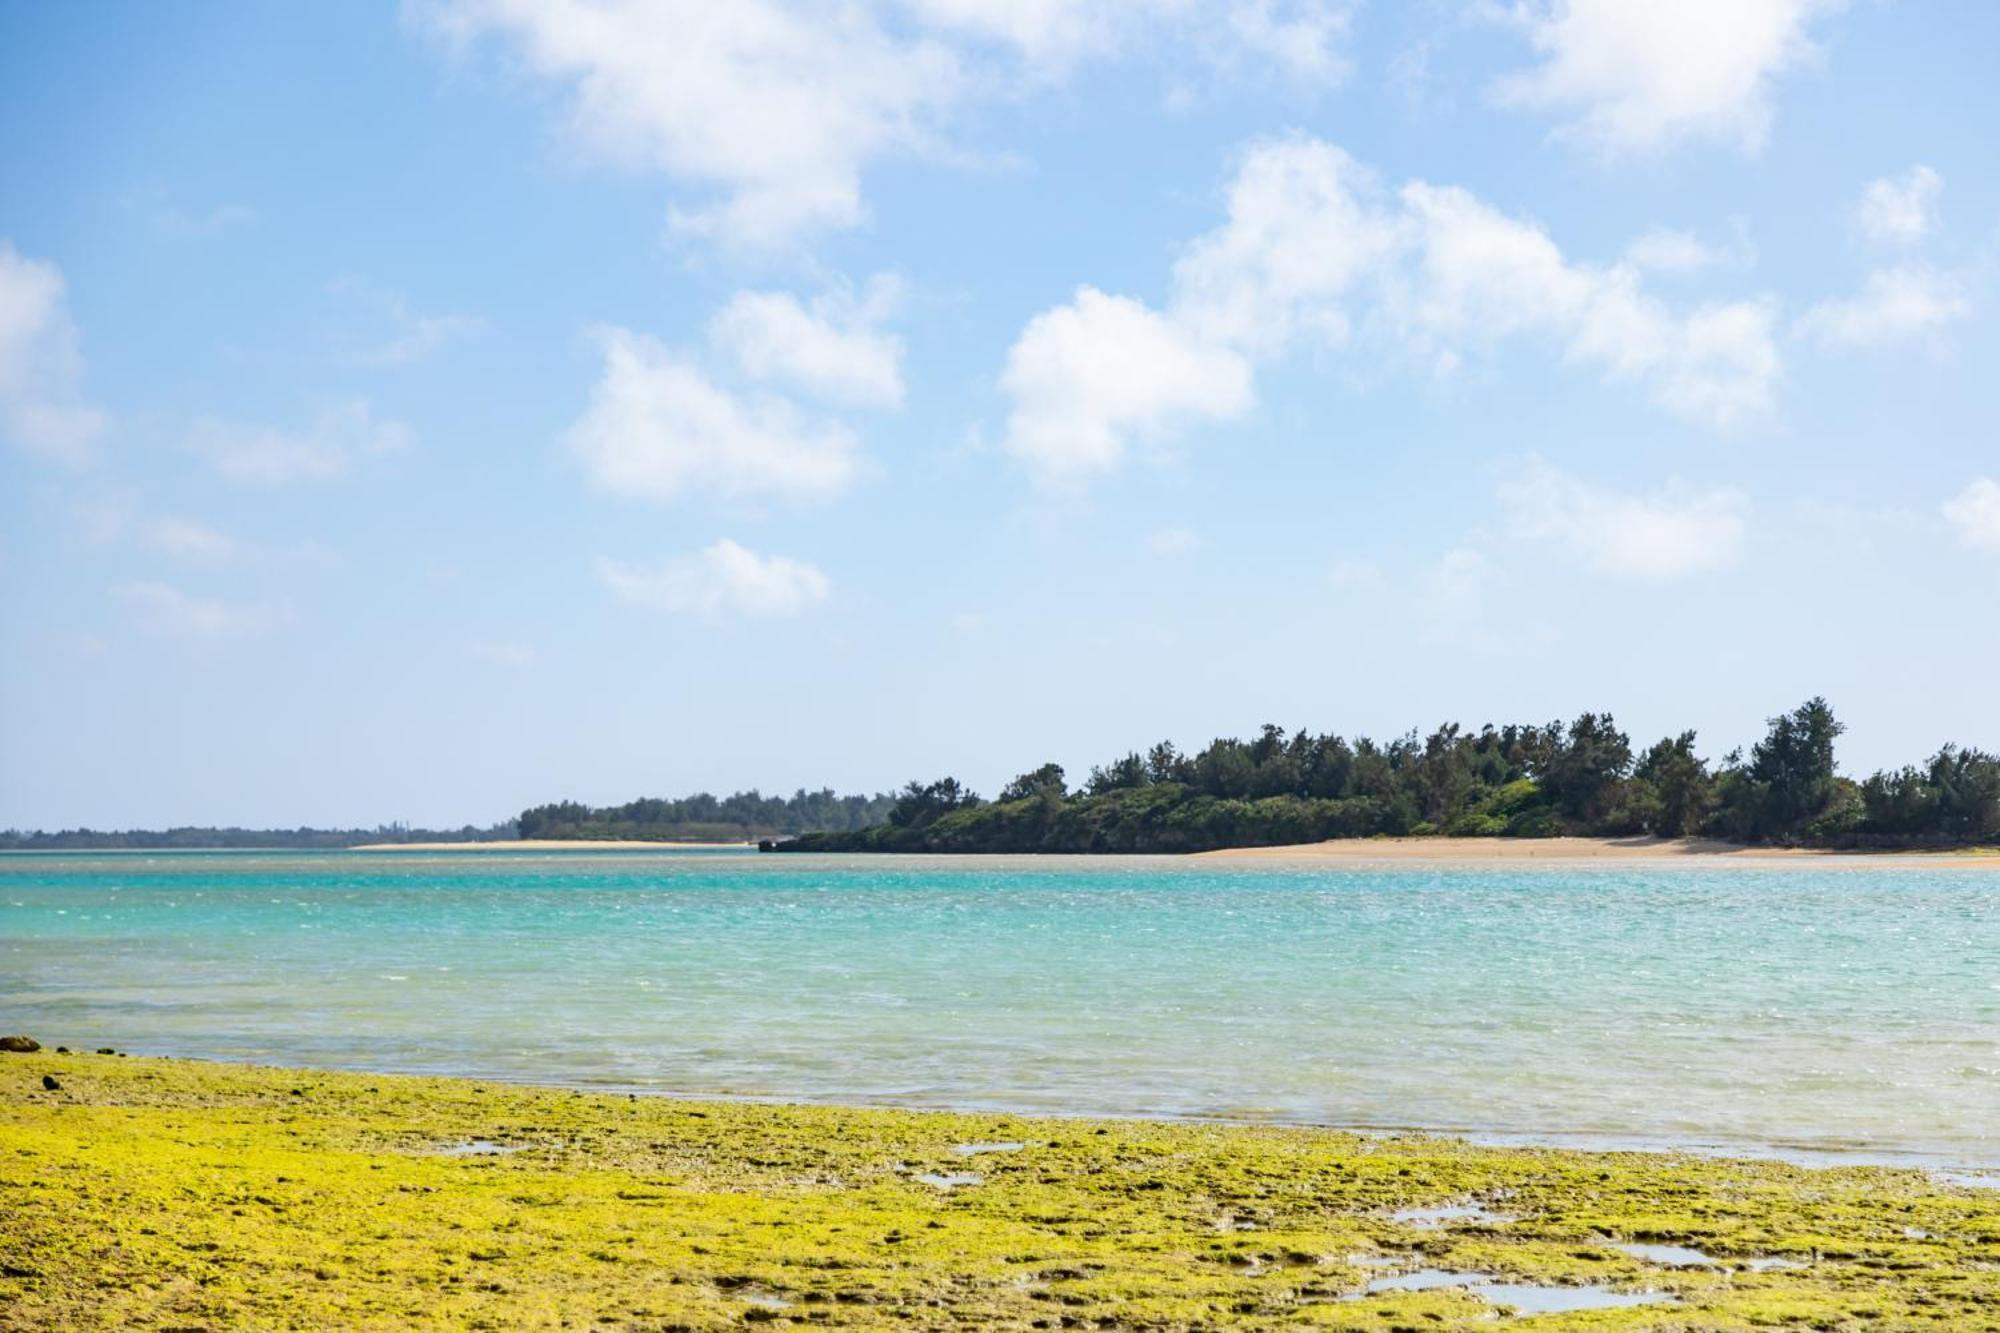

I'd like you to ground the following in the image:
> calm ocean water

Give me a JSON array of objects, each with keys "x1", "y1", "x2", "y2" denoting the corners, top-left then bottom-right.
[{"x1": 5, "y1": 849, "x2": 1997, "y2": 1165}]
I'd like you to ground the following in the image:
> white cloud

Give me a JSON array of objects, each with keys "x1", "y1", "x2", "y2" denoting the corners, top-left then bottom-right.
[
  {"x1": 1491, "y1": 0, "x2": 1832, "y2": 156},
  {"x1": 420, "y1": 0, "x2": 965, "y2": 248},
  {"x1": 1391, "y1": 181, "x2": 1780, "y2": 425},
  {"x1": 0, "y1": 242, "x2": 107, "y2": 464},
  {"x1": 418, "y1": 1, "x2": 1359, "y2": 249},
  {"x1": 1622, "y1": 227, "x2": 1727, "y2": 274},
  {"x1": 1856, "y1": 165, "x2": 1941, "y2": 245},
  {"x1": 567, "y1": 327, "x2": 859, "y2": 504},
  {"x1": 1223, "y1": 0, "x2": 1358, "y2": 82},
  {"x1": 1796, "y1": 265, "x2": 1971, "y2": 350},
  {"x1": 1425, "y1": 546, "x2": 1496, "y2": 604},
  {"x1": 1146, "y1": 526, "x2": 1201, "y2": 555},
  {"x1": 115, "y1": 582, "x2": 276, "y2": 638},
  {"x1": 708, "y1": 277, "x2": 904, "y2": 408},
  {"x1": 998, "y1": 286, "x2": 1253, "y2": 483},
  {"x1": 998, "y1": 136, "x2": 1785, "y2": 484},
  {"x1": 333, "y1": 279, "x2": 484, "y2": 365},
  {"x1": 1499, "y1": 458, "x2": 1748, "y2": 579},
  {"x1": 144, "y1": 517, "x2": 239, "y2": 567},
  {"x1": 1171, "y1": 137, "x2": 1403, "y2": 354},
  {"x1": 1943, "y1": 478, "x2": 2000, "y2": 554},
  {"x1": 190, "y1": 401, "x2": 413, "y2": 486},
  {"x1": 598, "y1": 540, "x2": 831, "y2": 616}
]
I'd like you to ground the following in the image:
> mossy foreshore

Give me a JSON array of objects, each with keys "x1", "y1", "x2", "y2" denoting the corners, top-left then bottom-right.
[{"x1": 4, "y1": 1055, "x2": 1998, "y2": 1330}]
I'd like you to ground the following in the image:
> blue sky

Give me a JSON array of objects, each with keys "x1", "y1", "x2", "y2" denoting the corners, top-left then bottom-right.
[{"x1": 3, "y1": 1, "x2": 1996, "y2": 829}]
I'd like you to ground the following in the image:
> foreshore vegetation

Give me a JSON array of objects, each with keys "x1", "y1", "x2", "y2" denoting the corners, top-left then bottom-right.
[
  {"x1": 772, "y1": 699, "x2": 2000, "y2": 854},
  {"x1": 4, "y1": 1052, "x2": 1999, "y2": 1330}
]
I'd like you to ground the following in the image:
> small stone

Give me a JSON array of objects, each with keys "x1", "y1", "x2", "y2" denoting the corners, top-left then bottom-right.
[
  {"x1": 96, "y1": 1047, "x2": 116, "y2": 1055},
  {"x1": 55, "y1": 1046, "x2": 70, "y2": 1054},
  {"x1": 0, "y1": 1035, "x2": 41, "y2": 1053},
  {"x1": 42, "y1": 1075, "x2": 61, "y2": 1091}
]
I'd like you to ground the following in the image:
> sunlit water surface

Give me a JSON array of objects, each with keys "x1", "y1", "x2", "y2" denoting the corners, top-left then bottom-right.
[{"x1": 5, "y1": 849, "x2": 1996, "y2": 1165}]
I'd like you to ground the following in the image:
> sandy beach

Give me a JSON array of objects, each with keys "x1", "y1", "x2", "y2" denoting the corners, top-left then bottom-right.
[
  {"x1": 1196, "y1": 835, "x2": 2000, "y2": 865},
  {"x1": 347, "y1": 838, "x2": 753, "y2": 852}
]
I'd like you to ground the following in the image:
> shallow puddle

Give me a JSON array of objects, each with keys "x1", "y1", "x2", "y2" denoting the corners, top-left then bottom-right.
[
  {"x1": 1346, "y1": 1268, "x2": 1673, "y2": 1316},
  {"x1": 1615, "y1": 1242, "x2": 1716, "y2": 1266},
  {"x1": 1479, "y1": 1283, "x2": 1673, "y2": 1315}
]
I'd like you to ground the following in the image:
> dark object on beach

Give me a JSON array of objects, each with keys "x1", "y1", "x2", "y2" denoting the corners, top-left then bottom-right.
[
  {"x1": 42, "y1": 1075, "x2": 61, "y2": 1091},
  {"x1": 0, "y1": 1035, "x2": 40, "y2": 1053},
  {"x1": 56, "y1": 1046, "x2": 70, "y2": 1054},
  {"x1": 96, "y1": 1047, "x2": 116, "y2": 1055}
]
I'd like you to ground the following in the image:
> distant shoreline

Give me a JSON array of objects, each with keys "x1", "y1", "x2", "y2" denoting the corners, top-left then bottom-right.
[
  {"x1": 1195, "y1": 835, "x2": 2000, "y2": 865},
  {"x1": 347, "y1": 838, "x2": 752, "y2": 852}
]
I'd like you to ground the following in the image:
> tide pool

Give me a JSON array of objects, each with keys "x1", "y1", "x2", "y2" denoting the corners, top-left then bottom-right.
[{"x1": 4, "y1": 849, "x2": 1996, "y2": 1165}]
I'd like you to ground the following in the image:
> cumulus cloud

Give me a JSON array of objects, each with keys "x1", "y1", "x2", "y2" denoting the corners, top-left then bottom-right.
[
  {"x1": 1796, "y1": 264, "x2": 1970, "y2": 350},
  {"x1": 1170, "y1": 138, "x2": 1403, "y2": 354},
  {"x1": 997, "y1": 135, "x2": 1782, "y2": 482},
  {"x1": 1389, "y1": 181, "x2": 1780, "y2": 425},
  {"x1": 598, "y1": 539, "x2": 831, "y2": 616},
  {"x1": 0, "y1": 242, "x2": 107, "y2": 464},
  {"x1": 567, "y1": 327, "x2": 859, "y2": 504},
  {"x1": 708, "y1": 277, "x2": 905, "y2": 408},
  {"x1": 1856, "y1": 165, "x2": 1941, "y2": 245},
  {"x1": 1498, "y1": 458, "x2": 1748, "y2": 579},
  {"x1": 998, "y1": 286, "x2": 1253, "y2": 483},
  {"x1": 189, "y1": 401, "x2": 413, "y2": 486},
  {"x1": 1491, "y1": 0, "x2": 1833, "y2": 156},
  {"x1": 417, "y1": 0, "x2": 1360, "y2": 248},
  {"x1": 418, "y1": 0, "x2": 965, "y2": 248},
  {"x1": 115, "y1": 582, "x2": 277, "y2": 638},
  {"x1": 1943, "y1": 478, "x2": 2000, "y2": 553}
]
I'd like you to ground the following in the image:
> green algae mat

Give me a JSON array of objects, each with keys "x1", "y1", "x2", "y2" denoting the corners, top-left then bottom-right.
[{"x1": 3, "y1": 1055, "x2": 1998, "y2": 1330}]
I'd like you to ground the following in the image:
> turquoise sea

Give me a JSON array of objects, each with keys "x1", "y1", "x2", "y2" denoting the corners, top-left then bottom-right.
[{"x1": 4, "y1": 849, "x2": 1997, "y2": 1166}]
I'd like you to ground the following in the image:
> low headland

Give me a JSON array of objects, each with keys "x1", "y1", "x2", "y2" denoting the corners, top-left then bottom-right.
[
  {"x1": 768, "y1": 698, "x2": 1999, "y2": 856},
  {"x1": 4, "y1": 1048, "x2": 1998, "y2": 1330}
]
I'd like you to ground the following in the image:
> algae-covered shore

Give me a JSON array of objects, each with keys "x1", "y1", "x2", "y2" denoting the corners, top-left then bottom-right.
[{"x1": 5, "y1": 1055, "x2": 1999, "y2": 1330}]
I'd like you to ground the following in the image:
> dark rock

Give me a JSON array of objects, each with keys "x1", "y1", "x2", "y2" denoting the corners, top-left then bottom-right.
[
  {"x1": 96, "y1": 1047, "x2": 116, "y2": 1055},
  {"x1": 0, "y1": 1035, "x2": 40, "y2": 1053},
  {"x1": 42, "y1": 1075, "x2": 61, "y2": 1091},
  {"x1": 55, "y1": 1046, "x2": 70, "y2": 1054}
]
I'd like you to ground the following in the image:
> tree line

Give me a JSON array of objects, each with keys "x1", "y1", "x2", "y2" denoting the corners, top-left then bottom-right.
[
  {"x1": 771, "y1": 699, "x2": 2000, "y2": 854},
  {"x1": 518, "y1": 788, "x2": 897, "y2": 842},
  {"x1": 0, "y1": 822, "x2": 517, "y2": 850}
]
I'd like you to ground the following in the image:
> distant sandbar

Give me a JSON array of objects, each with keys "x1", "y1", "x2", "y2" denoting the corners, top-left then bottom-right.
[
  {"x1": 1195, "y1": 835, "x2": 1998, "y2": 865},
  {"x1": 348, "y1": 839, "x2": 751, "y2": 852}
]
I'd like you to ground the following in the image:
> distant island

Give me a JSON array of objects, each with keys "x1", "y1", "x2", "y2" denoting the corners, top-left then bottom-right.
[
  {"x1": 765, "y1": 698, "x2": 1999, "y2": 854},
  {"x1": 11, "y1": 700, "x2": 1991, "y2": 856},
  {"x1": 0, "y1": 822, "x2": 519, "y2": 852},
  {"x1": 0, "y1": 788, "x2": 896, "y2": 852}
]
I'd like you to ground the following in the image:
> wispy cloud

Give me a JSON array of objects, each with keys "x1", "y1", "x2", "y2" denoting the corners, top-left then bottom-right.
[
  {"x1": 598, "y1": 540, "x2": 831, "y2": 617},
  {"x1": 190, "y1": 400, "x2": 413, "y2": 486}
]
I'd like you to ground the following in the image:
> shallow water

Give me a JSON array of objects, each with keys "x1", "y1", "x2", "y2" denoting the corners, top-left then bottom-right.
[{"x1": 4, "y1": 849, "x2": 1997, "y2": 1164}]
